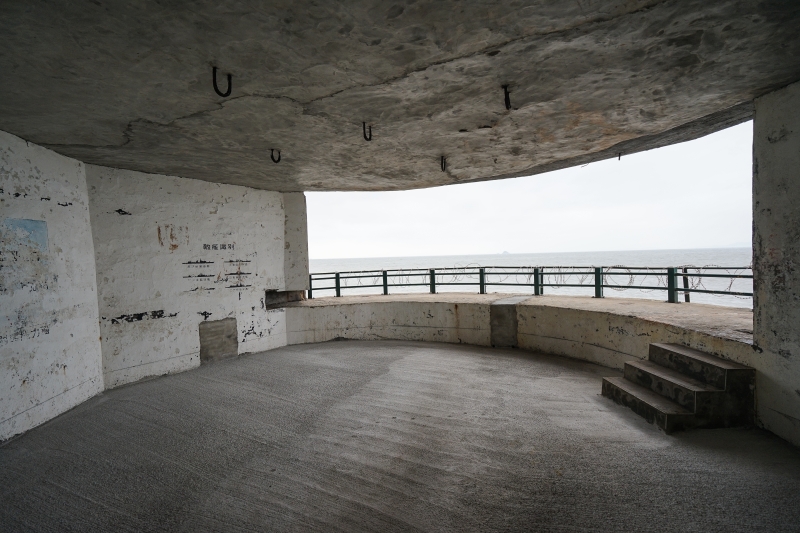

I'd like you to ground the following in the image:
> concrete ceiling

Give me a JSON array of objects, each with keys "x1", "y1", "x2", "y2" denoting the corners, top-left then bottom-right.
[{"x1": 1, "y1": 1, "x2": 799, "y2": 192}]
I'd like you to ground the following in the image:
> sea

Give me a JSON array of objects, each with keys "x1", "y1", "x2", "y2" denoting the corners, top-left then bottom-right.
[{"x1": 309, "y1": 247, "x2": 753, "y2": 309}]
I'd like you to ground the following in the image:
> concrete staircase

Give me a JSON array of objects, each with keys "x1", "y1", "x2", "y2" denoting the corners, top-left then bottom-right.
[{"x1": 602, "y1": 343, "x2": 755, "y2": 433}]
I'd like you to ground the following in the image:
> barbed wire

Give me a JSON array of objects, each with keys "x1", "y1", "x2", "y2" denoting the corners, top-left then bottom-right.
[{"x1": 325, "y1": 264, "x2": 753, "y2": 299}]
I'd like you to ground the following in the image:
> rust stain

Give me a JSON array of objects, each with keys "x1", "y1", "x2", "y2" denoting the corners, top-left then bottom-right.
[{"x1": 157, "y1": 224, "x2": 189, "y2": 252}]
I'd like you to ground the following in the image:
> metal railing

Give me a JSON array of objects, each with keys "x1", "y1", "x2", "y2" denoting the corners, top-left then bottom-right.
[{"x1": 307, "y1": 265, "x2": 753, "y2": 303}]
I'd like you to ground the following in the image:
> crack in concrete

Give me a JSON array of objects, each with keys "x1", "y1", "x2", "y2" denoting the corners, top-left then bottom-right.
[{"x1": 39, "y1": 0, "x2": 670, "y2": 152}]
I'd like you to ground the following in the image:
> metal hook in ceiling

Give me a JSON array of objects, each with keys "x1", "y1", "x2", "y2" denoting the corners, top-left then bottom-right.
[
  {"x1": 441, "y1": 156, "x2": 447, "y2": 172},
  {"x1": 502, "y1": 84, "x2": 511, "y2": 110},
  {"x1": 271, "y1": 149, "x2": 281, "y2": 163},
  {"x1": 213, "y1": 67, "x2": 232, "y2": 98},
  {"x1": 363, "y1": 122, "x2": 372, "y2": 141}
]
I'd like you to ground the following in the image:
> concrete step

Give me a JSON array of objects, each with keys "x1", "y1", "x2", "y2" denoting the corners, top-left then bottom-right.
[
  {"x1": 602, "y1": 377, "x2": 694, "y2": 434},
  {"x1": 604, "y1": 344, "x2": 756, "y2": 432},
  {"x1": 648, "y1": 342, "x2": 753, "y2": 390},
  {"x1": 624, "y1": 359, "x2": 721, "y2": 412}
]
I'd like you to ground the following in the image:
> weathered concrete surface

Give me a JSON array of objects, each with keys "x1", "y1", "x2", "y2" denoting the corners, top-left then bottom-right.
[
  {"x1": 86, "y1": 165, "x2": 293, "y2": 388},
  {"x1": 490, "y1": 295, "x2": 530, "y2": 347},
  {"x1": 283, "y1": 192, "x2": 309, "y2": 291},
  {"x1": 2, "y1": 341, "x2": 800, "y2": 531},
  {"x1": 287, "y1": 293, "x2": 754, "y2": 360},
  {"x1": 0, "y1": 130, "x2": 103, "y2": 442},
  {"x1": 286, "y1": 293, "x2": 511, "y2": 346},
  {"x1": 752, "y1": 80, "x2": 800, "y2": 446},
  {"x1": 0, "y1": 1, "x2": 798, "y2": 191},
  {"x1": 513, "y1": 295, "x2": 755, "y2": 369},
  {"x1": 199, "y1": 317, "x2": 238, "y2": 363}
]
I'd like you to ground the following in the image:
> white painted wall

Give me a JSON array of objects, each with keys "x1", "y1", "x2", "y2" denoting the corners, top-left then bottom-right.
[
  {"x1": 0, "y1": 131, "x2": 103, "y2": 441},
  {"x1": 86, "y1": 165, "x2": 290, "y2": 388},
  {"x1": 753, "y1": 80, "x2": 800, "y2": 446},
  {"x1": 283, "y1": 192, "x2": 309, "y2": 292}
]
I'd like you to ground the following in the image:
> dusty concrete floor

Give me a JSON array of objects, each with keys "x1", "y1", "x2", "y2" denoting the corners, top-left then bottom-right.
[{"x1": 2, "y1": 340, "x2": 799, "y2": 532}]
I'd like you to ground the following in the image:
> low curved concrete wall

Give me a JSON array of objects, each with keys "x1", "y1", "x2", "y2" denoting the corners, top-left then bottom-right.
[
  {"x1": 514, "y1": 297, "x2": 754, "y2": 370},
  {"x1": 286, "y1": 294, "x2": 501, "y2": 347},
  {"x1": 285, "y1": 294, "x2": 754, "y2": 370}
]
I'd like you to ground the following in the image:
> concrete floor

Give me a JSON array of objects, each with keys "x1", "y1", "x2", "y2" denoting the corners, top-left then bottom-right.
[{"x1": 2, "y1": 341, "x2": 799, "y2": 532}]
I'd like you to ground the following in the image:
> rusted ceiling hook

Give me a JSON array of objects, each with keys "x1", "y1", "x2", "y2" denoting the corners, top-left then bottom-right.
[
  {"x1": 502, "y1": 85, "x2": 511, "y2": 110},
  {"x1": 441, "y1": 156, "x2": 447, "y2": 172},
  {"x1": 213, "y1": 66, "x2": 232, "y2": 97},
  {"x1": 270, "y1": 149, "x2": 281, "y2": 163},
  {"x1": 363, "y1": 122, "x2": 372, "y2": 141}
]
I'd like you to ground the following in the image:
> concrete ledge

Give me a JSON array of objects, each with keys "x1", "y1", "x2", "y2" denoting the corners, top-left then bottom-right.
[
  {"x1": 513, "y1": 295, "x2": 754, "y2": 370},
  {"x1": 286, "y1": 294, "x2": 753, "y2": 359},
  {"x1": 286, "y1": 294, "x2": 508, "y2": 346}
]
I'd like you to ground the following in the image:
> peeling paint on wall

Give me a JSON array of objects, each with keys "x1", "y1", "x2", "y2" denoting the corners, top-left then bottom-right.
[
  {"x1": 0, "y1": 218, "x2": 53, "y2": 295},
  {"x1": 0, "y1": 130, "x2": 103, "y2": 442},
  {"x1": 103, "y1": 310, "x2": 179, "y2": 324}
]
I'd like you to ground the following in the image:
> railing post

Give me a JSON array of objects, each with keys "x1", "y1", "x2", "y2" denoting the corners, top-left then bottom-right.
[
  {"x1": 667, "y1": 267, "x2": 678, "y2": 303},
  {"x1": 308, "y1": 274, "x2": 313, "y2": 299},
  {"x1": 479, "y1": 267, "x2": 486, "y2": 294},
  {"x1": 383, "y1": 270, "x2": 389, "y2": 295},
  {"x1": 534, "y1": 267, "x2": 541, "y2": 296},
  {"x1": 594, "y1": 267, "x2": 604, "y2": 298},
  {"x1": 682, "y1": 267, "x2": 690, "y2": 303},
  {"x1": 335, "y1": 272, "x2": 341, "y2": 297},
  {"x1": 429, "y1": 269, "x2": 436, "y2": 294}
]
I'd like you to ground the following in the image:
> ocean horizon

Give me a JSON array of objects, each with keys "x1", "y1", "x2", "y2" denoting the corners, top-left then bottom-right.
[{"x1": 309, "y1": 247, "x2": 753, "y2": 309}]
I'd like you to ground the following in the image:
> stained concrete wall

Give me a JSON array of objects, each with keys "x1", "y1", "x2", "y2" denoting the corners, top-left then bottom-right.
[
  {"x1": 286, "y1": 294, "x2": 500, "y2": 346},
  {"x1": 753, "y1": 80, "x2": 800, "y2": 446},
  {"x1": 86, "y1": 166, "x2": 289, "y2": 388},
  {"x1": 0, "y1": 131, "x2": 103, "y2": 441},
  {"x1": 283, "y1": 192, "x2": 309, "y2": 292}
]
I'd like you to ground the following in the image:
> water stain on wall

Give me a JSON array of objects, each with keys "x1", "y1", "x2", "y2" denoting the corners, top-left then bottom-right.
[{"x1": 0, "y1": 218, "x2": 52, "y2": 294}]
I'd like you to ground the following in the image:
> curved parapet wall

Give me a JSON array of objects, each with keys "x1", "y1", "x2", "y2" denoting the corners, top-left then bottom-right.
[
  {"x1": 514, "y1": 296, "x2": 754, "y2": 370},
  {"x1": 285, "y1": 294, "x2": 754, "y2": 369},
  {"x1": 285, "y1": 294, "x2": 501, "y2": 347}
]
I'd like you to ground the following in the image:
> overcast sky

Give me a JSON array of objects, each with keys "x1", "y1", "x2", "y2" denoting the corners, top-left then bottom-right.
[{"x1": 307, "y1": 121, "x2": 752, "y2": 259}]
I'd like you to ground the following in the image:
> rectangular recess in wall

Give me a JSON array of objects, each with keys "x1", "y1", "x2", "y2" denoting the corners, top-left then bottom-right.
[{"x1": 199, "y1": 318, "x2": 238, "y2": 363}]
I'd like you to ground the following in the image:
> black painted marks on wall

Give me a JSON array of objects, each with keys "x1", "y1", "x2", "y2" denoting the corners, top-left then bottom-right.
[
  {"x1": 105, "y1": 310, "x2": 178, "y2": 325},
  {"x1": 198, "y1": 311, "x2": 212, "y2": 320},
  {"x1": 114, "y1": 209, "x2": 131, "y2": 215},
  {"x1": 225, "y1": 259, "x2": 252, "y2": 288}
]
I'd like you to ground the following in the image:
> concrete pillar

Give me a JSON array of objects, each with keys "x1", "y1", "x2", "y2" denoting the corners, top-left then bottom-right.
[
  {"x1": 283, "y1": 192, "x2": 309, "y2": 291},
  {"x1": 753, "y1": 80, "x2": 800, "y2": 445}
]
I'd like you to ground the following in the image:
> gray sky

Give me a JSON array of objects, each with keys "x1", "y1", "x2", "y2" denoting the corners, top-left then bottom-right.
[{"x1": 307, "y1": 121, "x2": 752, "y2": 259}]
